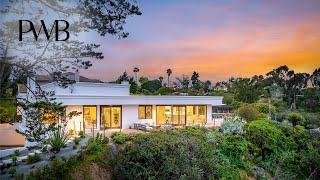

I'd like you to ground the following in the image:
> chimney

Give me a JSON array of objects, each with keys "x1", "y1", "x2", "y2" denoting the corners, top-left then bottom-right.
[{"x1": 75, "y1": 69, "x2": 80, "y2": 82}]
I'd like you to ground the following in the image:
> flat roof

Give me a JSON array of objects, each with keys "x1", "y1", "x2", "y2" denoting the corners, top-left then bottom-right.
[{"x1": 52, "y1": 95, "x2": 223, "y2": 106}]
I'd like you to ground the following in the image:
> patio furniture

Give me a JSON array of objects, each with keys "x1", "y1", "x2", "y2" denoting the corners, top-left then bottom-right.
[{"x1": 133, "y1": 123, "x2": 153, "y2": 132}]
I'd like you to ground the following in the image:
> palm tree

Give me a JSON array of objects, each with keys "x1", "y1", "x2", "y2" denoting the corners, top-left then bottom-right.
[
  {"x1": 159, "y1": 76, "x2": 163, "y2": 85},
  {"x1": 166, "y1": 69, "x2": 172, "y2": 87},
  {"x1": 133, "y1": 67, "x2": 139, "y2": 84}
]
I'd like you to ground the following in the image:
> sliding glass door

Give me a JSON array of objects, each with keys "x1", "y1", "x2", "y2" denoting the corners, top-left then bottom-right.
[
  {"x1": 83, "y1": 106, "x2": 97, "y2": 129},
  {"x1": 156, "y1": 106, "x2": 172, "y2": 125},
  {"x1": 173, "y1": 106, "x2": 186, "y2": 125},
  {"x1": 186, "y1": 105, "x2": 207, "y2": 125},
  {"x1": 101, "y1": 106, "x2": 122, "y2": 129}
]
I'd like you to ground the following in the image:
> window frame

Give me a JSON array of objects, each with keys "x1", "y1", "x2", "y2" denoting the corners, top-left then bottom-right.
[{"x1": 138, "y1": 105, "x2": 153, "y2": 119}]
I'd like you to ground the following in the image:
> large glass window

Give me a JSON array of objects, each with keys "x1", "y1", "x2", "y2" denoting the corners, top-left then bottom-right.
[
  {"x1": 101, "y1": 106, "x2": 121, "y2": 129},
  {"x1": 173, "y1": 106, "x2": 186, "y2": 125},
  {"x1": 156, "y1": 106, "x2": 171, "y2": 125},
  {"x1": 139, "y1": 105, "x2": 152, "y2": 119},
  {"x1": 83, "y1": 106, "x2": 97, "y2": 129},
  {"x1": 186, "y1": 106, "x2": 197, "y2": 125},
  {"x1": 42, "y1": 110, "x2": 59, "y2": 124},
  {"x1": 186, "y1": 105, "x2": 207, "y2": 125},
  {"x1": 198, "y1": 105, "x2": 207, "y2": 124}
]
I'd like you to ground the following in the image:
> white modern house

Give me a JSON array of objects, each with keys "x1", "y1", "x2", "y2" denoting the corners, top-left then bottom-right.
[{"x1": 18, "y1": 72, "x2": 223, "y2": 132}]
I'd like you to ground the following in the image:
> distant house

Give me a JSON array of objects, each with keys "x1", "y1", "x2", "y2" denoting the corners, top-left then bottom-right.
[{"x1": 18, "y1": 72, "x2": 223, "y2": 131}]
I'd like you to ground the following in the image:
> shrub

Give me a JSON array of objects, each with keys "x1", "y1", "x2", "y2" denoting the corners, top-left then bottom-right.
[
  {"x1": 111, "y1": 132, "x2": 128, "y2": 144},
  {"x1": 155, "y1": 86, "x2": 173, "y2": 95},
  {"x1": 244, "y1": 120, "x2": 297, "y2": 158},
  {"x1": 220, "y1": 119, "x2": 244, "y2": 136},
  {"x1": 14, "y1": 150, "x2": 20, "y2": 156},
  {"x1": 27, "y1": 153, "x2": 42, "y2": 164},
  {"x1": 252, "y1": 103, "x2": 275, "y2": 115},
  {"x1": 48, "y1": 126, "x2": 70, "y2": 154},
  {"x1": 12, "y1": 156, "x2": 17, "y2": 166},
  {"x1": 300, "y1": 112, "x2": 320, "y2": 129},
  {"x1": 220, "y1": 135, "x2": 250, "y2": 171},
  {"x1": 7, "y1": 167, "x2": 16, "y2": 176},
  {"x1": 84, "y1": 133, "x2": 108, "y2": 154},
  {"x1": 238, "y1": 105, "x2": 258, "y2": 122},
  {"x1": 141, "y1": 80, "x2": 162, "y2": 93},
  {"x1": 111, "y1": 131, "x2": 211, "y2": 179},
  {"x1": 141, "y1": 89, "x2": 151, "y2": 95},
  {"x1": 222, "y1": 135, "x2": 248, "y2": 157},
  {"x1": 73, "y1": 137, "x2": 81, "y2": 145},
  {"x1": 27, "y1": 156, "x2": 79, "y2": 179},
  {"x1": 15, "y1": 172, "x2": 24, "y2": 180},
  {"x1": 78, "y1": 130, "x2": 85, "y2": 138},
  {"x1": 256, "y1": 113, "x2": 268, "y2": 119},
  {"x1": 286, "y1": 112, "x2": 304, "y2": 126},
  {"x1": 69, "y1": 129, "x2": 75, "y2": 135},
  {"x1": 42, "y1": 145, "x2": 49, "y2": 153},
  {"x1": 73, "y1": 144, "x2": 77, "y2": 150},
  {"x1": 207, "y1": 131, "x2": 225, "y2": 147},
  {"x1": 110, "y1": 129, "x2": 246, "y2": 179}
]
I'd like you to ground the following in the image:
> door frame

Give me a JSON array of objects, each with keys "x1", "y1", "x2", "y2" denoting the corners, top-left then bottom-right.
[
  {"x1": 173, "y1": 105, "x2": 187, "y2": 125},
  {"x1": 100, "y1": 105, "x2": 122, "y2": 129},
  {"x1": 83, "y1": 105, "x2": 98, "y2": 130}
]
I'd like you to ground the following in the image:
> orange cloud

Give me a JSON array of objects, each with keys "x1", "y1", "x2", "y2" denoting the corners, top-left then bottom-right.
[{"x1": 83, "y1": 9, "x2": 320, "y2": 83}]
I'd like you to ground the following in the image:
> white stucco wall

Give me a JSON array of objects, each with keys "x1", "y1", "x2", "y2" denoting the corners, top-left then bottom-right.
[
  {"x1": 206, "y1": 104, "x2": 213, "y2": 124},
  {"x1": 41, "y1": 82, "x2": 130, "y2": 96},
  {"x1": 122, "y1": 105, "x2": 138, "y2": 129},
  {"x1": 122, "y1": 105, "x2": 164, "y2": 128},
  {"x1": 65, "y1": 105, "x2": 83, "y2": 132}
]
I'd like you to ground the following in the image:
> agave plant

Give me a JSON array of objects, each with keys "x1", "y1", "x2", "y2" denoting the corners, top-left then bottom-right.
[{"x1": 48, "y1": 126, "x2": 70, "y2": 154}]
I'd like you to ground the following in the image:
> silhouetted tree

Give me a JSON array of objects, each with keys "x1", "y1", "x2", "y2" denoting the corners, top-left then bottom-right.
[
  {"x1": 175, "y1": 75, "x2": 190, "y2": 93},
  {"x1": 191, "y1": 71, "x2": 200, "y2": 90},
  {"x1": 166, "y1": 69, "x2": 172, "y2": 87}
]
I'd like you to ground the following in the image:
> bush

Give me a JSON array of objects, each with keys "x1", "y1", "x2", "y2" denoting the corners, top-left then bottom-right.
[
  {"x1": 220, "y1": 119, "x2": 244, "y2": 136},
  {"x1": 244, "y1": 120, "x2": 297, "y2": 158},
  {"x1": 73, "y1": 137, "x2": 81, "y2": 145},
  {"x1": 141, "y1": 80, "x2": 162, "y2": 93},
  {"x1": 155, "y1": 86, "x2": 173, "y2": 95},
  {"x1": 27, "y1": 156, "x2": 79, "y2": 179},
  {"x1": 220, "y1": 135, "x2": 250, "y2": 171},
  {"x1": 111, "y1": 132, "x2": 128, "y2": 144},
  {"x1": 14, "y1": 150, "x2": 20, "y2": 156},
  {"x1": 252, "y1": 103, "x2": 275, "y2": 115},
  {"x1": 222, "y1": 135, "x2": 248, "y2": 157},
  {"x1": 12, "y1": 156, "x2": 18, "y2": 166},
  {"x1": 27, "y1": 153, "x2": 42, "y2": 164},
  {"x1": 84, "y1": 133, "x2": 108, "y2": 155},
  {"x1": 78, "y1": 130, "x2": 85, "y2": 138},
  {"x1": 300, "y1": 112, "x2": 320, "y2": 129},
  {"x1": 7, "y1": 167, "x2": 16, "y2": 176},
  {"x1": 110, "y1": 128, "x2": 247, "y2": 179},
  {"x1": 48, "y1": 126, "x2": 70, "y2": 154},
  {"x1": 141, "y1": 89, "x2": 151, "y2": 95},
  {"x1": 238, "y1": 105, "x2": 258, "y2": 122},
  {"x1": 69, "y1": 129, "x2": 75, "y2": 135},
  {"x1": 256, "y1": 113, "x2": 268, "y2": 119},
  {"x1": 73, "y1": 144, "x2": 77, "y2": 150},
  {"x1": 15, "y1": 172, "x2": 24, "y2": 180},
  {"x1": 286, "y1": 112, "x2": 304, "y2": 126}
]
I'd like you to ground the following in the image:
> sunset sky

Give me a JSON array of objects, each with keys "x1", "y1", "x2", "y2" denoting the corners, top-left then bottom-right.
[{"x1": 81, "y1": 0, "x2": 320, "y2": 83}]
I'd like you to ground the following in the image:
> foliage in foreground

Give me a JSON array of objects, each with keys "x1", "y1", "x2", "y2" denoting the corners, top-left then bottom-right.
[
  {"x1": 26, "y1": 122, "x2": 320, "y2": 180},
  {"x1": 48, "y1": 126, "x2": 70, "y2": 154}
]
